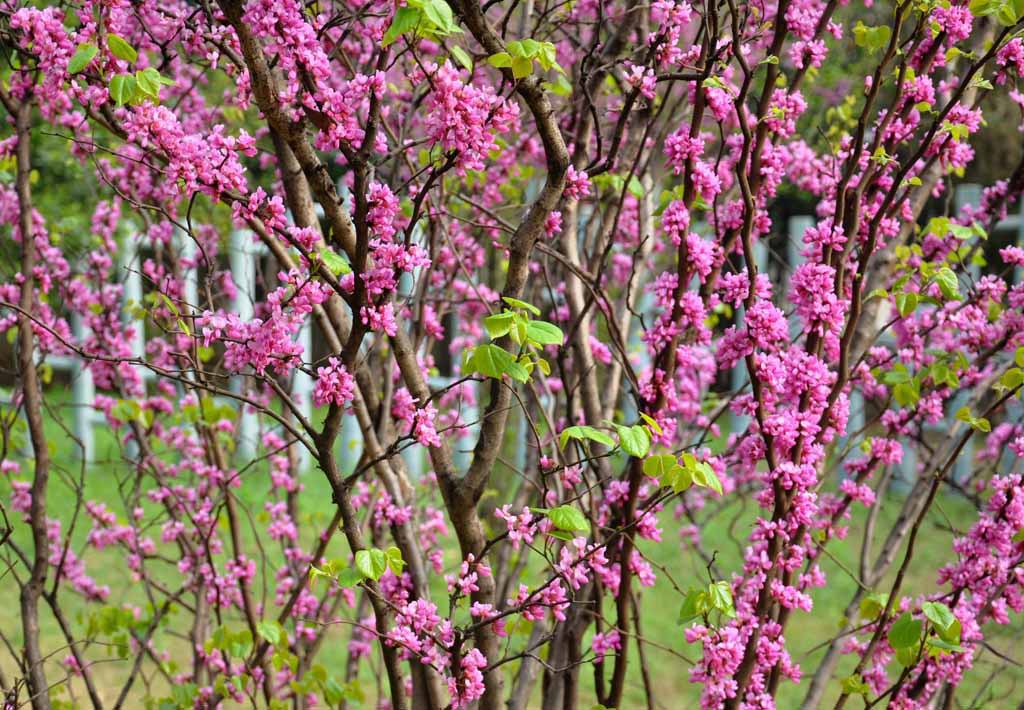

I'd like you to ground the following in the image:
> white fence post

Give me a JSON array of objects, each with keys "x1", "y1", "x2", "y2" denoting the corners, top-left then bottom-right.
[
  {"x1": 69, "y1": 311, "x2": 95, "y2": 462},
  {"x1": 728, "y1": 235, "x2": 770, "y2": 434},
  {"x1": 951, "y1": 185, "x2": 982, "y2": 484},
  {"x1": 294, "y1": 317, "x2": 313, "y2": 473},
  {"x1": 450, "y1": 377, "x2": 476, "y2": 473},
  {"x1": 786, "y1": 215, "x2": 812, "y2": 338},
  {"x1": 119, "y1": 234, "x2": 146, "y2": 460},
  {"x1": 120, "y1": 235, "x2": 146, "y2": 367},
  {"x1": 179, "y1": 230, "x2": 199, "y2": 311},
  {"x1": 229, "y1": 229, "x2": 260, "y2": 465}
]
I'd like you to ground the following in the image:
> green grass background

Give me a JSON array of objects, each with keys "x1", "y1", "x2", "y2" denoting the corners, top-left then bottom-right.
[{"x1": 0, "y1": 391, "x2": 1021, "y2": 708}]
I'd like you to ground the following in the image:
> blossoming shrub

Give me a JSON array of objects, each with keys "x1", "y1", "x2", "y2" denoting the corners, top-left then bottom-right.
[{"x1": 3, "y1": 0, "x2": 1024, "y2": 708}]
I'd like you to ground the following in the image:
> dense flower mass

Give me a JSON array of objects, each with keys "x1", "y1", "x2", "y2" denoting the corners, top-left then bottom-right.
[
  {"x1": 3, "y1": 0, "x2": 1024, "y2": 708},
  {"x1": 313, "y1": 356, "x2": 356, "y2": 407}
]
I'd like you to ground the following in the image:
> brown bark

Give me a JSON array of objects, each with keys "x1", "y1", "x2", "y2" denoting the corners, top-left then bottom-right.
[{"x1": 13, "y1": 101, "x2": 52, "y2": 710}]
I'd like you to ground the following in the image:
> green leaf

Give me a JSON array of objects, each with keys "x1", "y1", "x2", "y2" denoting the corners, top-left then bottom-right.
[
  {"x1": 488, "y1": 52, "x2": 513, "y2": 69},
  {"x1": 925, "y1": 636, "x2": 965, "y2": 655},
  {"x1": 896, "y1": 291, "x2": 918, "y2": 318},
  {"x1": 318, "y1": 248, "x2": 351, "y2": 275},
  {"x1": 543, "y1": 73, "x2": 574, "y2": 96},
  {"x1": 841, "y1": 674, "x2": 871, "y2": 696},
  {"x1": 970, "y1": 0, "x2": 1001, "y2": 16},
  {"x1": 525, "y1": 320, "x2": 564, "y2": 346},
  {"x1": 109, "y1": 73, "x2": 137, "y2": 106},
  {"x1": 934, "y1": 267, "x2": 960, "y2": 300},
  {"x1": 341, "y1": 679, "x2": 365, "y2": 703},
  {"x1": 940, "y1": 617, "x2": 962, "y2": 645},
  {"x1": 921, "y1": 602, "x2": 956, "y2": 635},
  {"x1": 853, "y1": 22, "x2": 891, "y2": 53},
  {"x1": 450, "y1": 45, "x2": 473, "y2": 70},
  {"x1": 931, "y1": 362, "x2": 960, "y2": 389},
  {"x1": 256, "y1": 621, "x2": 283, "y2": 646},
  {"x1": 467, "y1": 343, "x2": 530, "y2": 383},
  {"x1": 421, "y1": 0, "x2": 456, "y2": 34},
  {"x1": 483, "y1": 311, "x2": 515, "y2": 339},
  {"x1": 950, "y1": 223, "x2": 976, "y2": 241},
  {"x1": 664, "y1": 465, "x2": 693, "y2": 493},
  {"x1": 682, "y1": 453, "x2": 723, "y2": 495},
  {"x1": 702, "y1": 465, "x2": 723, "y2": 495},
  {"x1": 108, "y1": 34, "x2": 138, "y2": 64},
  {"x1": 559, "y1": 424, "x2": 616, "y2": 450},
  {"x1": 707, "y1": 581, "x2": 735, "y2": 616},
  {"x1": 955, "y1": 406, "x2": 991, "y2": 433},
  {"x1": 643, "y1": 454, "x2": 680, "y2": 479},
  {"x1": 335, "y1": 567, "x2": 362, "y2": 587},
  {"x1": 548, "y1": 505, "x2": 589, "y2": 533},
  {"x1": 502, "y1": 296, "x2": 541, "y2": 315},
  {"x1": 997, "y1": 2, "x2": 1021, "y2": 25},
  {"x1": 535, "y1": 356, "x2": 551, "y2": 376},
  {"x1": 170, "y1": 684, "x2": 199, "y2": 708},
  {"x1": 895, "y1": 643, "x2": 920, "y2": 667},
  {"x1": 354, "y1": 550, "x2": 373, "y2": 580},
  {"x1": 893, "y1": 381, "x2": 920, "y2": 408},
  {"x1": 506, "y1": 40, "x2": 528, "y2": 58},
  {"x1": 613, "y1": 424, "x2": 650, "y2": 458},
  {"x1": 135, "y1": 67, "x2": 162, "y2": 99},
  {"x1": 112, "y1": 399, "x2": 143, "y2": 424},
  {"x1": 383, "y1": 6, "x2": 421, "y2": 45},
  {"x1": 678, "y1": 588, "x2": 708, "y2": 624},
  {"x1": 510, "y1": 315, "x2": 529, "y2": 345},
  {"x1": 355, "y1": 549, "x2": 388, "y2": 581},
  {"x1": 546, "y1": 529, "x2": 575, "y2": 541},
  {"x1": 639, "y1": 412, "x2": 663, "y2": 434},
  {"x1": 511, "y1": 56, "x2": 533, "y2": 79},
  {"x1": 536, "y1": 41, "x2": 564, "y2": 74},
  {"x1": 384, "y1": 546, "x2": 405, "y2": 576},
  {"x1": 324, "y1": 678, "x2": 345, "y2": 704},
  {"x1": 888, "y1": 612, "x2": 923, "y2": 650},
  {"x1": 859, "y1": 592, "x2": 889, "y2": 621},
  {"x1": 68, "y1": 43, "x2": 98, "y2": 74},
  {"x1": 999, "y1": 368, "x2": 1024, "y2": 391},
  {"x1": 693, "y1": 461, "x2": 724, "y2": 495},
  {"x1": 517, "y1": 38, "x2": 542, "y2": 58},
  {"x1": 925, "y1": 216, "x2": 951, "y2": 237},
  {"x1": 496, "y1": 41, "x2": 536, "y2": 76}
]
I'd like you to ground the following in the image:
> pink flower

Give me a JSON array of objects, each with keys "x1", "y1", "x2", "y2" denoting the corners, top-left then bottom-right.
[
  {"x1": 545, "y1": 210, "x2": 562, "y2": 237},
  {"x1": 564, "y1": 165, "x2": 592, "y2": 200},
  {"x1": 449, "y1": 648, "x2": 487, "y2": 709},
  {"x1": 413, "y1": 403, "x2": 442, "y2": 448},
  {"x1": 1001, "y1": 246, "x2": 1024, "y2": 267},
  {"x1": 424, "y1": 62, "x2": 520, "y2": 171},
  {"x1": 591, "y1": 630, "x2": 622, "y2": 661},
  {"x1": 495, "y1": 505, "x2": 536, "y2": 549},
  {"x1": 360, "y1": 303, "x2": 398, "y2": 336},
  {"x1": 623, "y1": 62, "x2": 657, "y2": 100},
  {"x1": 313, "y1": 357, "x2": 356, "y2": 407}
]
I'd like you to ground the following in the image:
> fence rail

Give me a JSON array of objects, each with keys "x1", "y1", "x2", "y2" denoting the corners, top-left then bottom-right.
[{"x1": 24, "y1": 183, "x2": 1024, "y2": 488}]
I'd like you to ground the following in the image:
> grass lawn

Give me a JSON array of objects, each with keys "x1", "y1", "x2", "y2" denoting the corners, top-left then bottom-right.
[{"x1": 1, "y1": 390, "x2": 1022, "y2": 708}]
